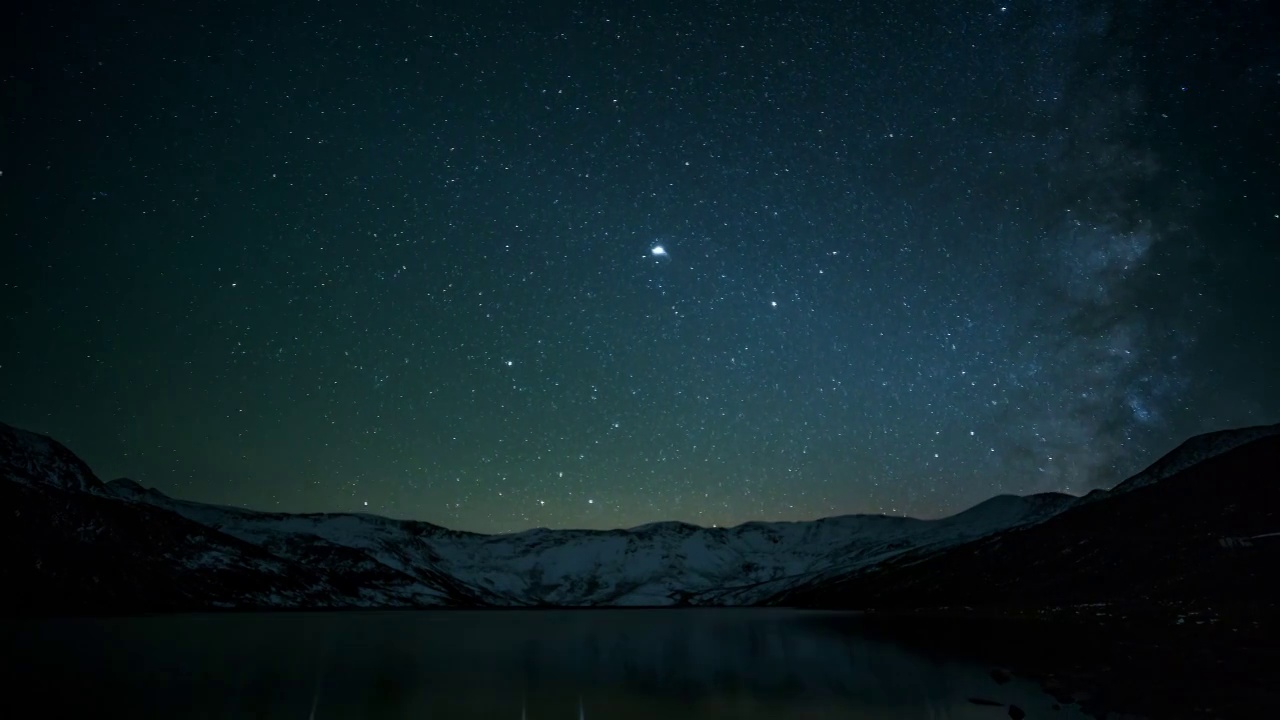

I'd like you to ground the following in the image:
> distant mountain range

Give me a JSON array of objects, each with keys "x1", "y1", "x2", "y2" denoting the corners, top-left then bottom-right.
[{"x1": 3, "y1": 420, "x2": 1277, "y2": 614}]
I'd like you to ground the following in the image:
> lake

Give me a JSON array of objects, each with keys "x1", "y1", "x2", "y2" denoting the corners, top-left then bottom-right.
[{"x1": 7, "y1": 609, "x2": 1067, "y2": 718}]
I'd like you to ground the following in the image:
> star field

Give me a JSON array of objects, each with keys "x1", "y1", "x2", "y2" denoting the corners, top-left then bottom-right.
[{"x1": 3, "y1": 0, "x2": 1277, "y2": 533}]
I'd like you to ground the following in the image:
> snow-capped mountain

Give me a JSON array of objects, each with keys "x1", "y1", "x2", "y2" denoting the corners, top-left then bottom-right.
[
  {"x1": 4, "y1": 420, "x2": 1276, "y2": 613},
  {"x1": 100, "y1": 475, "x2": 1074, "y2": 607}
]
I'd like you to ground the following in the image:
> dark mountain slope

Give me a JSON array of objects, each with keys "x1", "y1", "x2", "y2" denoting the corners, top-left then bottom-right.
[
  {"x1": 1, "y1": 422, "x2": 99, "y2": 492},
  {"x1": 0, "y1": 424, "x2": 485, "y2": 613},
  {"x1": 773, "y1": 433, "x2": 1280, "y2": 610},
  {"x1": 4, "y1": 479, "x2": 333, "y2": 613}
]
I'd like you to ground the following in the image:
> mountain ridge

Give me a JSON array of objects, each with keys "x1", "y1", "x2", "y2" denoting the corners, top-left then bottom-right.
[
  {"x1": 769, "y1": 427, "x2": 1280, "y2": 611},
  {"x1": 3, "y1": 420, "x2": 1277, "y2": 613}
]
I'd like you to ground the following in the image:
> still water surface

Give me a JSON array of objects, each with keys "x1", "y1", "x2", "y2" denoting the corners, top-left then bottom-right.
[{"x1": 9, "y1": 609, "x2": 1064, "y2": 718}]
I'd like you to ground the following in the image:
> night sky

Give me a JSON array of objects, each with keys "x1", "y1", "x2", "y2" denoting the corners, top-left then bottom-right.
[{"x1": 3, "y1": 0, "x2": 1277, "y2": 534}]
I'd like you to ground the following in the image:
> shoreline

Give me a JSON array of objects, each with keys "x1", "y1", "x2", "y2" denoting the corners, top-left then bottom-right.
[{"x1": 833, "y1": 601, "x2": 1280, "y2": 719}]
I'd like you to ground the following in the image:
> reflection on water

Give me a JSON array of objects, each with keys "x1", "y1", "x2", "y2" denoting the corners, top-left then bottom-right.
[{"x1": 7, "y1": 609, "x2": 1061, "y2": 718}]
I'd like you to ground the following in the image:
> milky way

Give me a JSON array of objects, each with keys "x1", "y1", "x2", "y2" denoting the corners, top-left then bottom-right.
[{"x1": 3, "y1": 0, "x2": 1276, "y2": 532}]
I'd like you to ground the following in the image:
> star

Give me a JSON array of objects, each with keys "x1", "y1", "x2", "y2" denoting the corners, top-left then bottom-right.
[{"x1": 5, "y1": 0, "x2": 1269, "y2": 535}]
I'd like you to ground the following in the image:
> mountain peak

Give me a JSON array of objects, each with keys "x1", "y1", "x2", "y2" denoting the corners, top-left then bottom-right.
[
  {"x1": 937, "y1": 491, "x2": 1077, "y2": 531},
  {"x1": 103, "y1": 477, "x2": 174, "y2": 502},
  {"x1": 1110, "y1": 422, "x2": 1280, "y2": 495},
  {"x1": 0, "y1": 422, "x2": 100, "y2": 492},
  {"x1": 107, "y1": 477, "x2": 146, "y2": 492}
]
